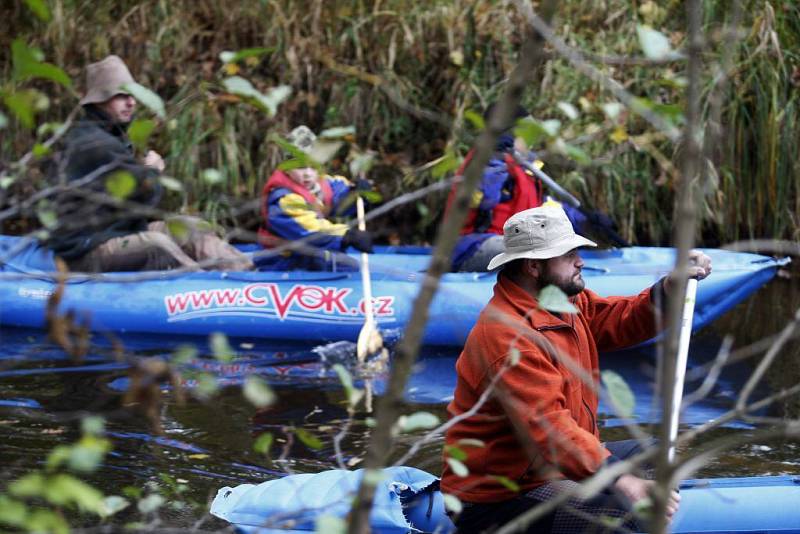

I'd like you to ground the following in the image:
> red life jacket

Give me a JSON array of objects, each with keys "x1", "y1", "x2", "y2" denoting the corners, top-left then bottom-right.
[
  {"x1": 258, "y1": 169, "x2": 335, "y2": 247},
  {"x1": 445, "y1": 151, "x2": 543, "y2": 236}
]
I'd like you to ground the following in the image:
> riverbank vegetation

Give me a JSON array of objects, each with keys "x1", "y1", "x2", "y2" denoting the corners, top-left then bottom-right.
[{"x1": 1, "y1": 0, "x2": 798, "y2": 245}]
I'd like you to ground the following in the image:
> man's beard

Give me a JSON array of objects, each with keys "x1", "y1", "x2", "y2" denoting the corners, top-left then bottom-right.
[{"x1": 540, "y1": 265, "x2": 585, "y2": 297}]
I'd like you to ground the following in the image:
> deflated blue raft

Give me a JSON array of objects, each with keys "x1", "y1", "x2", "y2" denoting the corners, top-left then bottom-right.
[
  {"x1": 0, "y1": 235, "x2": 788, "y2": 347},
  {"x1": 210, "y1": 468, "x2": 800, "y2": 534}
]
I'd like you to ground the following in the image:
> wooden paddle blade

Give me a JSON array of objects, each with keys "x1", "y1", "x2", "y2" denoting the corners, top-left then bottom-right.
[{"x1": 357, "y1": 322, "x2": 384, "y2": 362}]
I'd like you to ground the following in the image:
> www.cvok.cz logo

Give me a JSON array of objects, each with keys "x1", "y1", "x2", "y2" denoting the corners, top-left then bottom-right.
[{"x1": 164, "y1": 282, "x2": 395, "y2": 322}]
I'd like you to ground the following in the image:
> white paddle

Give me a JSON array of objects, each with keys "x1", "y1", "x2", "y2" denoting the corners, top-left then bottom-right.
[
  {"x1": 355, "y1": 196, "x2": 383, "y2": 364},
  {"x1": 667, "y1": 276, "x2": 698, "y2": 463}
]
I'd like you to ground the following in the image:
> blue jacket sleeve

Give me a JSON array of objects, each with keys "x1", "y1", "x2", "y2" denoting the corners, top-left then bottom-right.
[{"x1": 265, "y1": 188, "x2": 348, "y2": 250}]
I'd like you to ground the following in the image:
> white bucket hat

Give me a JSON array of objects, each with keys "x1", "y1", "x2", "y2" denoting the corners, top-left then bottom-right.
[
  {"x1": 79, "y1": 55, "x2": 135, "y2": 106},
  {"x1": 486, "y1": 205, "x2": 597, "y2": 270}
]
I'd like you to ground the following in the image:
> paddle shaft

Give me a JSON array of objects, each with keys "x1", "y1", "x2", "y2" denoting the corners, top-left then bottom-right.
[
  {"x1": 356, "y1": 196, "x2": 375, "y2": 360},
  {"x1": 510, "y1": 151, "x2": 629, "y2": 247},
  {"x1": 512, "y1": 150, "x2": 581, "y2": 207},
  {"x1": 667, "y1": 276, "x2": 698, "y2": 463}
]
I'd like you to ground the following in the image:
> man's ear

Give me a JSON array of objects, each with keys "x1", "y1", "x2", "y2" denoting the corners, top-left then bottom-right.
[{"x1": 523, "y1": 259, "x2": 541, "y2": 280}]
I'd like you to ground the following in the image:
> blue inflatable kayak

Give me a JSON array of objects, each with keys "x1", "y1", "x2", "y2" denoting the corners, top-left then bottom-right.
[
  {"x1": 210, "y1": 467, "x2": 800, "y2": 533},
  {"x1": 0, "y1": 235, "x2": 788, "y2": 347}
]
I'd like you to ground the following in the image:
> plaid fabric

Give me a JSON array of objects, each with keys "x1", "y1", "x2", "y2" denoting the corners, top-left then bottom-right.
[
  {"x1": 524, "y1": 479, "x2": 643, "y2": 534},
  {"x1": 453, "y1": 439, "x2": 653, "y2": 534}
]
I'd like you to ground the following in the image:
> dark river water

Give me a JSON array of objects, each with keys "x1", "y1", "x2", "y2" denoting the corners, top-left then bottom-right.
[{"x1": 1, "y1": 261, "x2": 798, "y2": 529}]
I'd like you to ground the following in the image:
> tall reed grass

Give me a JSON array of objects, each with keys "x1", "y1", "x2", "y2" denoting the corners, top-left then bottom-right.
[{"x1": 1, "y1": 0, "x2": 797, "y2": 245}]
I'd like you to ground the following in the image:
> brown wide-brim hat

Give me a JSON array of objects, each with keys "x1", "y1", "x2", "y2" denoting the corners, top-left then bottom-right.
[{"x1": 79, "y1": 55, "x2": 136, "y2": 106}]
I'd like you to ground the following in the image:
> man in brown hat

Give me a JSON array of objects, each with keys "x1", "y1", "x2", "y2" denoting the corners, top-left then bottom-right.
[
  {"x1": 46, "y1": 55, "x2": 252, "y2": 272},
  {"x1": 441, "y1": 205, "x2": 711, "y2": 533}
]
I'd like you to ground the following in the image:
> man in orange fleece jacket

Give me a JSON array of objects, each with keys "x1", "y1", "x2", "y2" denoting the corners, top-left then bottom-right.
[{"x1": 441, "y1": 205, "x2": 711, "y2": 533}]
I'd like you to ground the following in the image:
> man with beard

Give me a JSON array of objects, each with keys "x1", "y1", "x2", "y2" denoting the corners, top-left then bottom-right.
[
  {"x1": 441, "y1": 205, "x2": 711, "y2": 533},
  {"x1": 46, "y1": 55, "x2": 252, "y2": 272}
]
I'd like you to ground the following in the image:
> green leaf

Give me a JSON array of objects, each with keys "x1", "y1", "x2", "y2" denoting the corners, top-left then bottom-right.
[
  {"x1": 36, "y1": 206, "x2": 57, "y2": 229},
  {"x1": 513, "y1": 117, "x2": 549, "y2": 146},
  {"x1": 398, "y1": 411, "x2": 440, "y2": 432},
  {"x1": 636, "y1": 25, "x2": 674, "y2": 60},
  {"x1": 443, "y1": 493, "x2": 463, "y2": 514},
  {"x1": 319, "y1": 125, "x2": 355, "y2": 139},
  {"x1": 0, "y1": 111, "x2": 8, "y2": 129},
  {"x1": 193, "y1": 373, "x2": 219, "y2": 400},
  {"x1": 122, "y1": 82, "x2": 165, "y2": 119},
  {"x1": 362, "y1": 468, "x2": 386, "y2": 486},
  {"x1": 278, "y1": 158, "x2": 314, "y2": 172},
  {"x1": 165, "y1": 218, "x2": 189, "y2": 241},
  {"x1": 4, "y1": 90, "x2": 37, "y2": 128},
  {"x1": 561, "y1": 142, "x2": 592, "y2": 166},
  {"x1": 601, "y1": 370, "x2": 636, "y2": 418},
  {"x1": 444, "y1": 445, "x2": 467, "y2": 461},
  {"x1": 12, "y1": 40, "x2": 71, "y2": 88},
  {"x1": 209, "y1": 332, "x2": 235, "y2": 362},
  {"x1": 102, "y1": 496, "x2": 130, "y2": 517},
  {"x1": 81, "y1": 416, "x2": 105, "y2": 437},
  {"x1": 24, "y1": 508, "x2": 68, "y2": 534},
  {"x1": 127, "y1": 118, "x2": 155, "y2": 151},
  {"x1": 360, "y1": 190, "x2": 382, "y2": 204},
  {"x1": 243, "y1": 376, "x2": 276, "y2": 408},
  {"x1": 315, "y1": 515, "x2": 346, "y2": 534},
  {"x1": 68, "y1": 435, "x2": 111, "y2": 472},
  {"x1": 219, "y1": 47, "x2": 274, "y2": 64},
  {"x1": 652, "y1": 103, "x2": 685, "y2": 127},
  {"x1": 45, "y1": 474, "x2": 105, "y2": 513},
  {"x1": 0, "y1": 174, "x2": 16, "y2": 189},
  {"x1": 632, "y1": 496, "x2": 653, "y2": 520},
  {"x1": 24, "y1": 0, "x2": 51, "y2": 21},
  {"x1": 46, "y1": 445, "x2": 72, "y2": 471},
  {"x1": 557, "y1": 102, "x2": 579, "y2": 120},
  {"x1": 601, "y1": 102, "x2": 625, "y2": 121},
  {"x1": 137, "y1": 494, "x2": 165, "y2": 514},
  {"x1": 416, "y1": 202, "x2": 430, "y2": 218},
  {"x1": 446, "y1": 457, "x2": 469, "y2": 477},
  {"x1": 122, "y1": 486, "x2": 143, "y2": 500},
  {"x1": 253, "y1": 432, "x2": 274, "y2": 455},
  {"x1": 105, "y1": 170, "x2": 136, "y2": 199},
  {"x1": 490, "y1": 475, "x2": 521, "y2": 492},
  {"x1": 432, "y1": 150, "x2": 459, "y2": 180},
  {"x1": 223, "y1": 76, "x2": 291, "y2": 116},
  {"x1": 270, "y1": 133, "x2": 319, "y2": 168},
  {"x1": 0, "y1": 496, "x2": 27, "y2": 527},
  {"x1": 540, "y1": 119, "x2": 562, "y2": 137},
  {"x1": 333, "y1": 364, "x2": 363, "y2": 407},
  {"x1": 202, "y1": 168, "x2": 224, "y2": 185},
  {"x1": 464, "y1": 109, "x2": 485, "y2": 130},
  {"x1": 294, "y1": 428, "x2": 323, "y2": 450},
  {"x1": 349, "y1": 153, "x2": 375, "y2": 176},
  {"x1": 159, "y1": 175, "x2": 184, "y2": 191},
  {"x1": 538, "y1": 285, "x2": 578, "y2": 314},
  {"x1": 9, "y1": 472, "x2": 47, "y2": 498},
  {"x1": 32, "y1": 143, "x2": 50, "y2": 157},
  {"x1": 172, "y1": 344, "x2": 198, "y2": 365}
]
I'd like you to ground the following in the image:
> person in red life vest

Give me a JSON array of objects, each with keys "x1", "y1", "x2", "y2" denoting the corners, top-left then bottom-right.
[
  {"x1": 447, "y1": 105, "x2": 545, "y2": 271},
  {"x1": 441, "y1": 205, "x2": 711, "y2": 533},
  {"x1": 257, "y1": 125, "x2": 373, "y2": 270}
]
